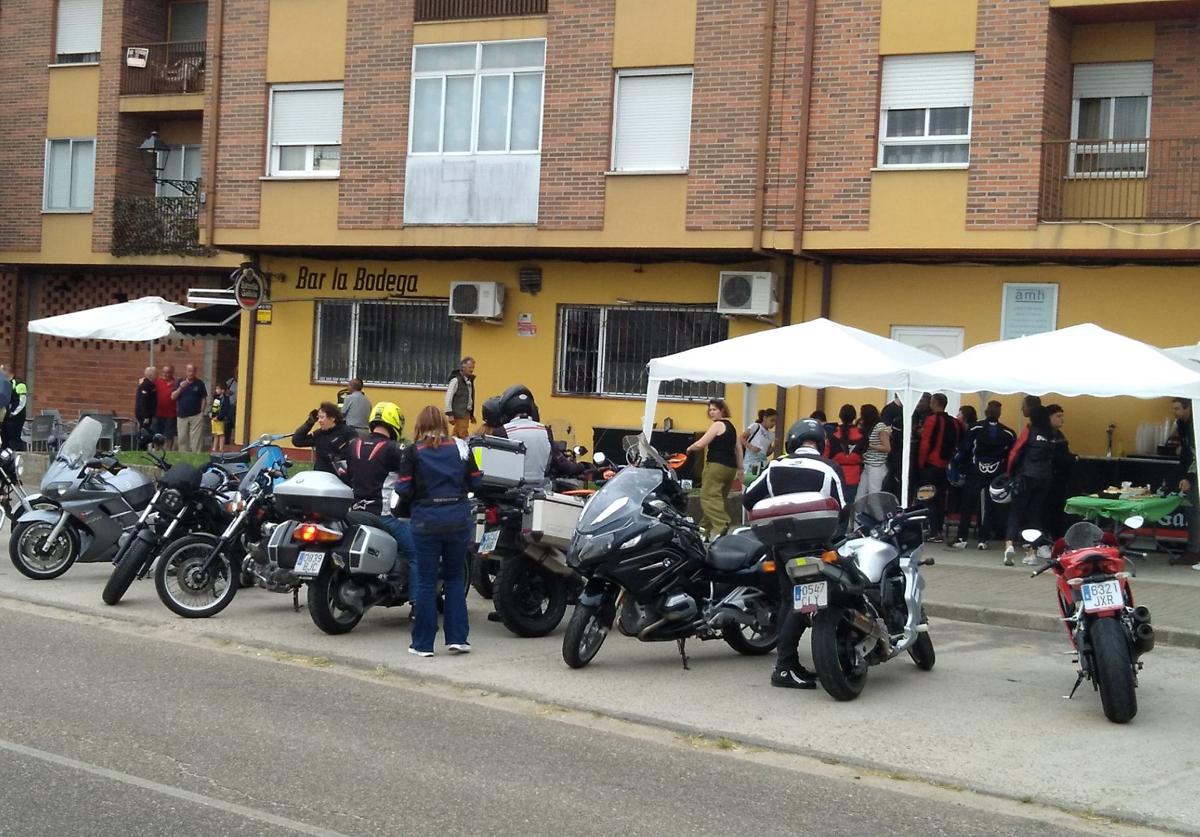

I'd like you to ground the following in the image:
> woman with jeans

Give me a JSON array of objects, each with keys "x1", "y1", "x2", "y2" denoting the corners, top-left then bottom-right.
[
  {"x1": 686, "y1": 399, "x2": 743, "y2": 539},
  {"x1": 394, "y1": 406, "x2": 481, "y2": 657}
]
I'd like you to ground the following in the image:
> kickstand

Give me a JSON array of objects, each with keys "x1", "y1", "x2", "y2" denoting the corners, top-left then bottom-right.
[
  {"x1": 1064, "y1": 673, "x2": 1084, "y2": 701},
  {"x1": 676, "y1": 637, "x2": 690, "y2": 671},
  {"x1": 292, "y1": 586, "x2": 301, "y2": 613}
]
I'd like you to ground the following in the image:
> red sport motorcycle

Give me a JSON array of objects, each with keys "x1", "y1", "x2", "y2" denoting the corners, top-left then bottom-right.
[{"x1": 1026, "y1": 518, "x2": 1154, "y2": 724}]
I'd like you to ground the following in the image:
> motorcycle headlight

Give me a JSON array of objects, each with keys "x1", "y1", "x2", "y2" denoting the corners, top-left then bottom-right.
[
  {"x1": 572, "y1": 533, "x2": 615, "y2": 565},
  {"x1": 46, "y1": 482, "x2": 71, "y2": 497},
  {"x1": 158, "y1": 488, "x2": 184, "y2": 513},
  {"x1": 226, "y1": 498, "x2": 245, "y2": 515},
  {"x1": 15, "y1": 456, "x2": 23, "y2": 478}
]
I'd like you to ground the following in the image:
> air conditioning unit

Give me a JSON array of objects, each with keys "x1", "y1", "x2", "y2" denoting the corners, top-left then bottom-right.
[
  {"x1": 717, "y1": 271, "x2": 777, "y2": 317},
  {"x1": 449, "y1": 281, "x2": 505, "y2": 320}
]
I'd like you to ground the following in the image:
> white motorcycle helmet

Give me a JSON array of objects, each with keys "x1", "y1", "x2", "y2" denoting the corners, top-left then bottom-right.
[{"x1": 989, "y1": 474, "x2": 1014, "y2": 504}]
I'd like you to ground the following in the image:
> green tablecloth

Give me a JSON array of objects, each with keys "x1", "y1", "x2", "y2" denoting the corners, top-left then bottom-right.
[{"x1": 1064, "y1": 494, "x2": 1183, "y2": 524}]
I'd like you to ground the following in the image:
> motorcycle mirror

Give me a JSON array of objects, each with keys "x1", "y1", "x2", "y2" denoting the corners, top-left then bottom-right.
[
  {"x1": 572, "y1": 444, "x2": 588, "y2": 457},
  {"x1": 592, "y1": 451, "x2": 607, "y2": 466},
  {"x1": 1123, "y1": 515, "x2": 1145, "y2": 530},
  {"x1": 1021, "y1": 528, "x2": 1043, "y2": 543},
  {"x1": 915, "y1": 485, "x2": 937, "y2": 502},
  {"x1": 259, "y1": 433, "x2": 272, "y2": 445},
  {"x1": 152, "y1": 433, "x2": 167, "y2": 446},
  {"x1": 645, "y1": 498, "x2": 668, "y2": 513}
]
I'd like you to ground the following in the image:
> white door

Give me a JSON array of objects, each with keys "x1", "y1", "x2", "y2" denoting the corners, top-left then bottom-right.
[{"x1": 891, "y1": 325, "x2": 964, "y2": 414}]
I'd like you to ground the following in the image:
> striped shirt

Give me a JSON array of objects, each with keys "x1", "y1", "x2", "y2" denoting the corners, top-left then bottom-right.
[{"x1": 863, "y1": 422, "x2": 888, "y2": 468}]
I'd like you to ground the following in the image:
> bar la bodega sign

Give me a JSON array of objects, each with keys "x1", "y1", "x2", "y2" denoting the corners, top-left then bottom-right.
[{"x1": 234, "y1": 269, "x2": 267, "y2": 311}]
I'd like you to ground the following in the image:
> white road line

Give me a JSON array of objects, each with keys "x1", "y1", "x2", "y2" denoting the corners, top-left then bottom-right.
[{"x1": 0, "y1": 737, "x2": 350, "y2": 837}]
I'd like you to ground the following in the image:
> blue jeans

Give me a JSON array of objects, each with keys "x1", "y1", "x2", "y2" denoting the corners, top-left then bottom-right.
[
  {"x1": 410, "y1": 526, "x2": 470, "y2": 652},
  {"x1": 378, "y1": 516, "x2": 416, "y2": 587}
]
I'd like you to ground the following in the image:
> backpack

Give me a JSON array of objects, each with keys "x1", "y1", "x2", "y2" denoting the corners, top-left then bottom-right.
[{"x1": 936, "y1": 414, "x2": 961, "y2": 463}]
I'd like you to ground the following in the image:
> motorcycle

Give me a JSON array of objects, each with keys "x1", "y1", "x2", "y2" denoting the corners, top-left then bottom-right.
[
  {"x1": 783, "y1": 491, "x2": 937, "y2": 701},
  {"x1": 153, "y1": 442, "x2": 289, "y2": 618},
  {"x1": 9, "y1": 417, "x2": 157, "y2": 580},
  {"x1": 0, "y1": 446, "x2": 44, "y2": 527},
  {"x1": 202, "y1": 432, "x2": 293, "y2": 491},
  {"x1": 561, "y1": 436, "x2": 781, "y2": 669},
  {"x1": 1025, "y1": 518, "x2": 1152, "y2": 724}
]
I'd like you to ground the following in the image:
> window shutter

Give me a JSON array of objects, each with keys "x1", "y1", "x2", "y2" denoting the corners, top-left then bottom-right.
[
  {"x1": 881, "y1": 53, "x2": 975, "y2": 110},
  {"x1": 271, "y1": 88, "x2": 344, "y2": 146},
  {"x1": 613, "y1": 72, "x2": 693, "y2": 172},
  {"x1": 1072, "y1": 62, "x2": 1153, "y2": 99},
  {"x1": 56, "y1": 0, "x2": 103, "y2": 57}
]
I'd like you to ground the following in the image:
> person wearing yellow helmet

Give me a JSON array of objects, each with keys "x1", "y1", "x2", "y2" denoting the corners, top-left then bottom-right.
[
  {"x1": 346, "y1": 401, "x2": 415, "y2": 587},
  {"x1": 369, "y1": 401, "x2": 405, "y2": 441}
]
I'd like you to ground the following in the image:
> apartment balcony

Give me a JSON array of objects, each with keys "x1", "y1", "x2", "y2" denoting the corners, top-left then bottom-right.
[
  {"x1": 414, "y1": 0, "x2": 547, "y2": 22},
  {"x1": 119, "y1": 41, "x2": 206, "y2": 113},
  {"x1": 1039, "y1": 138, "x2": 1200, "y2": 222},
  {"x1": 111, "y1": 196, "x2": 211, "y2": 257}
]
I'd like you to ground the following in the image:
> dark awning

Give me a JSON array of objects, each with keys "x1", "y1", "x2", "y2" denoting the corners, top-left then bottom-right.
[{"x1": 169, "y1": 305, "x2": 240, "y2": 338}]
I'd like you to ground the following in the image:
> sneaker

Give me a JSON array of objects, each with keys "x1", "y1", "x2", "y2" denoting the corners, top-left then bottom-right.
[
  {"x1": 771, "y1": 666, "x2": 817, "y2": 690},
  {"x1": 950, "y1": 539, "x2": 968, "y2": 550},
  {"x1": 976, "y1": 541, "x2": 989, "y2": 551},
  {"x1": 927, "y1": 536, "x2": 944, "y2": 544},
  {"x1": 408, "y1": 647, "x2": 434, "y2": 658},
  {"x1": 447, "y1": 643, "x2": 471, "y2": 654},
  {"x1": 1192, "y1": 563, "x2": 1200, "y2": 572},
  {"x1": 1022, "y1": 548, "x2": 1038, "y2": 566},
  {"x1": 1003, "y1": 546, "x2": 1015, "y2": 566}
]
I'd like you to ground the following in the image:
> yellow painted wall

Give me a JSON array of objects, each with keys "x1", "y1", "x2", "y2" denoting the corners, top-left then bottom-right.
[
  {"x1": 118, "y1": 93, "x2": 206, "y2": 113},
  {"x1": 613, "y1": 0, "x2": 696, "y2": 67},
  {"x1": 879, "y1": 0, "x2": 976, "y2": 55},
  {"x1": 46, "y1": 66, "x2": 100, "y2": 136},
  {"x1": 40, "y1": 215, "x2": 96, "y2": 260},
  {"x1": 1071, "y1": 22, "x2": 1155, "y2": 63},
  {"x1": 1061, "y1": 178, "x2": 1147, "y2": 219},
  {"x1": 260, "y1": 180, "x2": 341, "y2": 232},
  {"x1": 603, "y1": 175, "x2": 689, "y2": 238},
  {"x1": 267, "y1": 0, "x2": 347, "y2": 83},
  {"x1": 413, "y1": 17, "x2": 547, "y2": 44},
  {"x1": 157, "y1": 120, "x2": 204, "y2": 145}
]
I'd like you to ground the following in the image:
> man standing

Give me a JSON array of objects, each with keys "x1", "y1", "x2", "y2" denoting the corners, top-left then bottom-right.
[
  {"x1": 1169, "y1": 398, "x2": 1199, "y2": 569},
  {"x1": 918, "y1": 393, "x2": 959, "y2": 543},
  {"x1": 171, "y1": 364, "x2": 207, "y2": 453},
  {"x1": 444, "y1": 357, "x2": 476, "y2": 439},
  {"x1": 154, "y1": 365, "x2": 178, "y2": 450},
  {"x1": 135, "y1": 366, "x2": 158, "y2": 444},
  {"x1": 341, "y1": 378, "x2": 372, "y2": 438},
  {"x1": 951, "y1": 400, "x2": 1015, "y2": 550},
  {"x1": 0, "y1": 365, "x2": 26, "y2": 450}
]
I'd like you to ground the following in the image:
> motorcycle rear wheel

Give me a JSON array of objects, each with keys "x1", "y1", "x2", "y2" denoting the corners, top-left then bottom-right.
[
  {"x1": 812, "y1": 607, "x2": 870, "y2": 701},
  {"x1": 9, "y1": 519, "x2": 79, "y2": 580},
  {"x1": 1091, "y1": 617, "x2": 1137, "y2": 724},
  {"x1": 562, "y1": 603, "x2": 608, "y2": 669},
  {"x1": 154, "y1": 536, "x2": 238, "y2": 619},
  {"x1": 307, "y1": 568, "x2": 364, "y2": 635},
  {"x1": 494, "y1": 556, "x2": 568, "y2": 638},
  {"x1": 102, "y1": 537, "x2": 154, "y2": 605}
]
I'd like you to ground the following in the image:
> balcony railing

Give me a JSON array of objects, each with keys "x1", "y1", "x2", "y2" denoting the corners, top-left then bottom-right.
[
  {"x1": 1040, "y1": 138, "x2": 1200, "y2": 222},
  {"x1": 112, "y1": 196, "x2": 211, "y2": 257},
  {"x1": 414, "y1": 0, "x2": 547, "y2": 21},
  {"x1": 120, "y1": 40, "x2": 206, "y2": 96}
]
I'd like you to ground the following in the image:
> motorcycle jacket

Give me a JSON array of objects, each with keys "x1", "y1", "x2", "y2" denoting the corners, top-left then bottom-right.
[
  {"x1": 292, "y1": 418, "x2": 357, "y2": 477},
  {"x1": 742, "y1": 447, "x2": 847, "y2": 511},
  {"x1": 1012, "y1": 429, "x2": 1054, "y2": 481},
  {"x1": 346, "y1": 432, "x2": 406, "y2": 516},
  {"x1": 394, "y1": 437, "x2": 482, "y2": 534},
  {"x1": 961, "y1": 419, "x2": 1016, "y2": 478},
  {"x1": 501, "y1": 417, "x2": 583, "y2": 483}
]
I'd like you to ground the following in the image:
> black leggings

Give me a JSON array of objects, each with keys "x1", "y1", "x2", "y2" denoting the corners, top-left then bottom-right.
[{"x1": 1007, "y1": 476, "x2": 1051, "y2": 542}]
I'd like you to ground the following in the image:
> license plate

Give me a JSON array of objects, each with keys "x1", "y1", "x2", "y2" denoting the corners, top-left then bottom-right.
[
  {"x1": 478, "y1": 529, "x2": 501, "y2": 555},
  {"x1": 1082, "y1": 579, "x2": 1124, "y2": 613},
  {"x1": 293, "y1": 550, "x2": 325, "y2": 577},
  {"x1": 793, "y1": 581, "x2": 828, "y2": 613}
]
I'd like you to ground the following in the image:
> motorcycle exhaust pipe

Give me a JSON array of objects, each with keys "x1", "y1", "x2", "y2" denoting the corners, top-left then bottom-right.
[
  {"x1": 1133, "y1": 621, "x2": 1155, "y2": 656},
  {"x1": 847, "y1": 609, "x2": 891, "y2": 653},
  {"x1": 1131, "y1": 606, "x2": 1152, "y2": 625}
]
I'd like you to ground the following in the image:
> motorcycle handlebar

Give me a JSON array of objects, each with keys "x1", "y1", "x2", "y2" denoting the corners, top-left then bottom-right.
[{"x1": 1030, "y1": 560, "x2": 1057, "y2": 578}]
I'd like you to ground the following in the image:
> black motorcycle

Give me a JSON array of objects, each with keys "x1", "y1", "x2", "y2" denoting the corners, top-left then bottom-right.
[{"x1": 561, "y1": 437, "x2": 781, "y2": 669}]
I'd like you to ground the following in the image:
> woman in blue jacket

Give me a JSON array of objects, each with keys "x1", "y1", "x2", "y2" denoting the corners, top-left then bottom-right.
[{"x1": 394, "y1": 405, "x2": 481, "y2": 657}]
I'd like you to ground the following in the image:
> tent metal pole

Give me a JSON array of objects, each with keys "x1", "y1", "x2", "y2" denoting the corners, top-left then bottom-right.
[
  {"x1": 901, "y1": 385, "x2": 915, "y2": 506},
  {"x1": 641, "y1": 379, "x2": 660, "y2": 438}
]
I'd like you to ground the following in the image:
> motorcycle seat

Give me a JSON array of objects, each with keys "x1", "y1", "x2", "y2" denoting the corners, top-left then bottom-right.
[
  {"x1": 346, "y1": 509, "x2": 388, "y2": 531},
  {"x1": 209, "y1": 451, "x2": 252, "y2": 465},
  {"x1": 705, "y1": 533, "x2": 767, "y2": 571}
]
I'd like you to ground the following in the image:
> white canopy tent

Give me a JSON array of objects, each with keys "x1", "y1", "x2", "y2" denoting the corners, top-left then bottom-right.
[
  {"x1": 1163, "y1": 343, "x2": 1200, "y2": 369},
  {"x1": 908, "y1": 323, "x2": 1200, "y2": 493},
  {"x1": 642, "y1": 317, "x2": 942, "y2": 500},
  {"x1": 28, "y1": 296, "x2": 193, "y2": 363}
]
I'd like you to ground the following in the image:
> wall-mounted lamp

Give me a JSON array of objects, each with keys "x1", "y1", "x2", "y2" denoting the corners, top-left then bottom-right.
[{"x1": 139, "y1": 131, "x2": 199, "y2": 196}]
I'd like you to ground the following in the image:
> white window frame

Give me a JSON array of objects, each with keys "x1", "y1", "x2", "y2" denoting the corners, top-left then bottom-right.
[
  {"x1": 42, "y1": 137, "x2": 96, "y2": 213},
  {"x1": 265, "y1": 82, "x2": 344, "y2": 179},
  {"x1": 408, "y1": 39, "x2": 546, "y2": 157},
  {"x1": 54, "y1": 0, "x2": 103, "y2": 64},
  {"x1": 1068, "y1": 63, "x2": 1152, "y2": 180},
  {"x1": 609, "y1": 67, "x2": 694, "y2": 174},
  {"x1": 877, "y1": 53, "x2": 974, "y2": 171}
]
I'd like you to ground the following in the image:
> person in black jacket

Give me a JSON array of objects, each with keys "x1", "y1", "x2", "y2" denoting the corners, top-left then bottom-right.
[
  {"x1": 135, "y1": 366, "x2": 158, "y2": 443},
  {"x1": 1004, "y1": 406, "x2": 1055, "y2": 567},
  {"x1": 743, "y1": 418, "x2": 846, "y2": 690},
  {"x1": 951, "y1": 400, "x2": 1016, "y2": 551},
  {"x1": 1044, "y1": 404, "x2": 1076, "y2": 540},
  {"x1": 1169, "y1": 398, "x2": 1199, "y2": 567},
  {"x1": 292, "y1": 401, "x2": 357, "y2": 477}
]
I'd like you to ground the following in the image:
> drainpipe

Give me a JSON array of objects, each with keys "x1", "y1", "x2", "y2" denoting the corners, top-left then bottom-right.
[
  {"x1": 772, "y1": 258, "x2": 796, "y2": 430},
  {"x1": 751, "y1": 0, "x2": 778, "y2": 254},
  {"x1": 202, "y1": 0, "x2": 225, "y2": 248},
  {"x1": 814, "y1": 257, "x2": 833, "y2": 413},
  {"x1": 241, "y1": 262, "x2": 259, "y2": 446}
]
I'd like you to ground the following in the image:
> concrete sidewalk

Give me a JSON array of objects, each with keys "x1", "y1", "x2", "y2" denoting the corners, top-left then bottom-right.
[{"x1": 923, "y1": 543, "x2": 1200, "y2": 648}]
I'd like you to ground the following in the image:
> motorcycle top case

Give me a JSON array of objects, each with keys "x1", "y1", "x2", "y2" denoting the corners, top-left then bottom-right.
[
  {"x1": 349, "y1": 525, "x2": 397, "y2": 575},
  {"x1": 469, "y1": 435, "x2": 527, "y2": 489},
  {"x1": 748, "y1": 492, "x2": 840, "y2": 546},
  {"x1": 523, "y1": 491, "x2": 585, "y2": 548},
  {"x1": 273, "y1": 471, "x2": 355, "y2": 519}
]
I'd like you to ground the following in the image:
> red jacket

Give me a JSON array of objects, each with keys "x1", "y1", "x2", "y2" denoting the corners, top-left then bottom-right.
[
  {"x1": 919, "y1": 412, "x2": 958, "y2": 469},
  {"x1": 155, "y1": 377, "x2": 178, "y2": 419},
  {"x1": 830, "y1": 426, "x2": 863, "y2": 486}
]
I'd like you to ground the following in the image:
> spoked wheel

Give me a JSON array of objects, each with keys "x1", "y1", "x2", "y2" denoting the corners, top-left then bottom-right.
[
  {"x1": 1090, "y1": 617, "x2": 1137, "y2": 724},
  {"x1": 811, "y1": 607, "x2": 871, "y2": 701},
  {"x1": 9, "y1": 519, "x2": 79, "y2": 580},
  {"x1": 307, "y1": 568, "x2": 364, "y2": 635},
  {"x1": 154, "y1": 536, "x2": 238, "y2": 619},
  {"x1": 562, "y1": 603, "x2": 608, "y2": 669},
  {"x1": 721, "y1": 597, "x2": 780, "y2": 655},
  {"x1": 494, "y1": 556, "x2": 569, "y2": 638}
]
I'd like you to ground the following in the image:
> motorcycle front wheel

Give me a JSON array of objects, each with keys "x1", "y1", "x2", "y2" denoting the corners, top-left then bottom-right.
[
  {"x1": 154, "y1": 535, "x2": 238, "y2": 619},
  {"x1": 494, "y1": 556, "x2": 569, "y2": 638},
  {"x1": 307, "y1": 568, "x2": 364, "y2": 635},
  {"x1": 471, "y1": 553, "x2": 498, "y2": 600},
  {"x1": 1090, "y1": 617, "x2": 1137, "y2": 724},
  {"x1": 102, "y1": 537, "x2": 155, "y2": 605},
  {"x1": 721, "y1": 598, "x2": 780, "y2": 655},
  {"x1": 9, "y1": 518, "x2": 79, "y2": 580},
  {"x1": 562, "y1": 603, "x2": 608, "y2": 669},
  {"x1": 811, "y1": 607, "x2": 870, "y2": 701}
]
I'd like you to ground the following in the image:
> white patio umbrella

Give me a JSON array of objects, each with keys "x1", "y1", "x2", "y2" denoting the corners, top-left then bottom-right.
[{"x1": 28, "y1": 296, "x2": 193, "y2": 342}]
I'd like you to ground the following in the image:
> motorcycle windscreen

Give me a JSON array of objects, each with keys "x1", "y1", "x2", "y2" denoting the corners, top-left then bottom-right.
[
  {"x1": 851, "y1": 491, "x2": 902, "y2": 532},
  {"x1": 575, "y1": 467, "x2": 663, "y2": 536},
  {"x1": 42, "y1": 416, "x2": 103, "y2": 488},
  {"x1": 238, "y1": 454, "x2": 274, "y2": 498}
]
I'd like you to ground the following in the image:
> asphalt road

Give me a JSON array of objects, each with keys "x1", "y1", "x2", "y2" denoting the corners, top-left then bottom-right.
[{"x1": 0, "y1": 606, "x2": 1163, "y2": 837}]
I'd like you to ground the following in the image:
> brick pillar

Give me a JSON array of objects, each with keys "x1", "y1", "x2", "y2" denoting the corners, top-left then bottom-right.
[
  {"x1": 211, "y1": 1, "x2": 269, "y2": 229},
  {"x1": 0, "y1": 1, "x2": 51, "y2": 251},
  {"x1": 1149, "y1": 20, "x2": 1200, "y2": 220},
  {"x1": 537, "y1": 0, "x2": 616, "y2": 231},
  {"x1": 763, "y1": 0, "x2": 810, "y2": 231},
  {"x1": 338, "y1": 0, "x2": 413, "y2": 230}
]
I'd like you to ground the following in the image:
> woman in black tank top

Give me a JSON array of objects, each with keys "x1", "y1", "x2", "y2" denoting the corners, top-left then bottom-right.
[{"x1": 686, "y1": 398, "x2": 744, "y2": 538}]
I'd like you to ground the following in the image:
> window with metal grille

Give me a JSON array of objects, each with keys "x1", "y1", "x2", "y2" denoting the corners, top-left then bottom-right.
[
  {"x1": 555, "y1": 304, "x2": 726, "y2": 399},
  {"x1": 313, "y1": 300, "x2": 462, "y2": 388}
]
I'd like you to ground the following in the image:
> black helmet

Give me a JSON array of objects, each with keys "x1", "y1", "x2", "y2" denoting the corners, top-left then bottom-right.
[
  {"x1": 481, "y1": 396, "x2": 504, "y2": 428},
  {"x1": 785, "y1": 418, "x2": 826, "y2": 454},
  {"x1": 499, "y1": 384, "x2": 539, "y2": 423}
]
